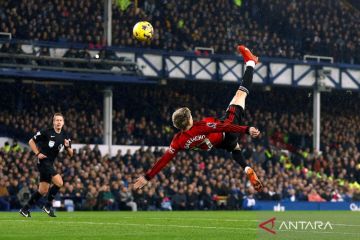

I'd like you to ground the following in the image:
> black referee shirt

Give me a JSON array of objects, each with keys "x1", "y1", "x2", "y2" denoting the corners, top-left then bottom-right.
[{"x1": 32, "y1": 128, "x2": 71, "y2": 163}]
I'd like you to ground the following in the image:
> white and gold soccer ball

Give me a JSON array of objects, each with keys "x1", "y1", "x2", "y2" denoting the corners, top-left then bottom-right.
[{"x1": 133, "y1": 21, "x2": 154, "y2": 41}]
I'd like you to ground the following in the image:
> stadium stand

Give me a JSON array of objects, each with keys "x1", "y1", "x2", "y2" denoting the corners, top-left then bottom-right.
[
  {"x1": 1, "y1": 82, "x2": 359, "y2": 148},
  {"x1": 0, "y1": 0, "x2": 359, "y2": 212},
  {"x1": 0, "y1": 82, "x2": 359, "y2": 210},
  {"x1": 0, "y1": 144, "x2": 359, "y2": 211},
  {"x1": 1, "y1": 0, "x2": 359, "y2": 64}
]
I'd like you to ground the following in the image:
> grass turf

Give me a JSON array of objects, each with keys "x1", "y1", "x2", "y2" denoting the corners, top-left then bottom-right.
[{"x1": 0, "y1": 211, "x2": 359, "y2": 240}]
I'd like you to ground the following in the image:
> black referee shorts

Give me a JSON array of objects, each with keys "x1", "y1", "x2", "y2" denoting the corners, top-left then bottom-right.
[
  {"x1": 37, "y1": 162, "x2": 57, "y2": 183},
  {"x1": 217, "y1": 104, "x2": 245, "y2": 152}
]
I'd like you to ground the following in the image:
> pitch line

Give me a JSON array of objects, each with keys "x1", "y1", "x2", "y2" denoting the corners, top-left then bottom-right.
[
  {"x1": 278, "y1": 229, "x2": 360, "y2": 236},
  {"x1": 120, "y1": 216, "x2": 259, "y2": 222},
  {"x1": 48, "y1": 215, "x2": 259, "y2": 222},
  {"x1": 1, "y1": 217, "x2": 360, "y2": 227},
  {"x1": 0, "y1": 219, "x2": 257, "y2": 231},
  {"x1": 1, "y1": 219, "x2": 360, "y2": 236}
]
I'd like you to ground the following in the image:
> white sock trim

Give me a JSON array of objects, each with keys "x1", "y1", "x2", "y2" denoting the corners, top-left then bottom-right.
[
  {"x1": 246, "y1": 60, "x2": 255, "y2": 68},
  {"x1": 244, "y1": 166, "x2": 251, "y2": 174}
]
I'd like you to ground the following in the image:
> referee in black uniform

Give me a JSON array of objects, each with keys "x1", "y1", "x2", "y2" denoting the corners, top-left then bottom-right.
[{"x1": 19, "y1": 113, "x2": 73, "y2": 217}]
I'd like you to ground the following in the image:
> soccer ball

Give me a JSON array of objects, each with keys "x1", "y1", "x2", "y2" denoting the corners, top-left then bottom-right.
[{"x1": 133, "y1": 21, "x2": 154, "y2": 41}]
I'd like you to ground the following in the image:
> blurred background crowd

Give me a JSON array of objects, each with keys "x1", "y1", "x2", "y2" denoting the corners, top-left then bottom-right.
[
  {"x1": 0, "y1": 82, "x2": 359, "y2": 211},
  {"x1": 1, "y1": 82, "x2": 360, "y2": 149},
  {"x1": 0, "y1": 0, "x2": 359, "y2": 211},
  {"x1": 0, "y1": 144, "x2": 359, "y2": 211},
  {"x1": 1, "y1": 0, "x2": 359, "y2": 64}
]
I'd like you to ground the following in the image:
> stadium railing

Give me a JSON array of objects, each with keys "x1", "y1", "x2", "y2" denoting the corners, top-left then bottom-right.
[{"x1": 1, "y1": 40, "x2": 359, "y2": 90}]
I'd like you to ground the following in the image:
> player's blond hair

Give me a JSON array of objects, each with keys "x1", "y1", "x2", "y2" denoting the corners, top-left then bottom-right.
[
  {"x1": 172, "y1": 107, "x2": 191, "y2": 130},
  {"x1": 53, "y1": 112, "x2": 64, "y2": 121}
]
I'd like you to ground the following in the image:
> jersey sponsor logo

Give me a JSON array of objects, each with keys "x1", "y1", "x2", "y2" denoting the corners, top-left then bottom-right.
[
  {"x1": 184, "y1": 135, "x2": 206, "y2": 149},
  {"x1": 48, "y1": 140, "x2": 55, "y2": 148},
  {"x1": 50, "y1": 135, "x2": 55, "y2": 138},
  {"x1": 206, "y1": 122, "x2": 217, "y2": 129},
  {"x1": 168, "y1": 146, "x2": 176, "y2": 154}
]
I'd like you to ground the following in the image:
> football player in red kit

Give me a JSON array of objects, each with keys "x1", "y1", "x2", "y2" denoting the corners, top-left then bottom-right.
[{"x1": 134, "y1": 45, "x2": 263, "y2": 192}]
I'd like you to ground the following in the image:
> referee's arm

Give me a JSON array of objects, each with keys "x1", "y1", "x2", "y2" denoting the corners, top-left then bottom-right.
[
  {"x1": 28, "y1": 138, "x2": 40, "y2": 156},
  {"x1": 64, "y1": 139, "x2": 73, "y2": 157}
]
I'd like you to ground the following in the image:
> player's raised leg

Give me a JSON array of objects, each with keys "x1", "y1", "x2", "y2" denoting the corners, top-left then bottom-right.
[
  {"x1": 232, "y1": 143, "x2": 263, "y2": 192},
  {"x1": 228, "y1": 45, "x2": 258, "y2": 109},
  {"x1": 229, "y1": 45, "x2": 263, "y2": 191}
]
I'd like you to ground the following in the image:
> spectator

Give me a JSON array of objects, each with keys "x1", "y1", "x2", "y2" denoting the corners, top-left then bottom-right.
[
  {"x1": 0, "y1": 179, "x2": 10, "y2": 211},
  {"x1": 186, "y1": 187, "x2": 199, "y2": 210},
  {"x1": 97, "y1": 184, "x2": 116, "y2": 210},
  {"x1": 242, "y1": 187, "x2": 257, "y2": 210},
  {"x1": 119, "y1": 186, "x2": 137, "y2": 211},
  {"x1": 143, "y1": 188, "x2": 158, "y2": 211},
  {"x1": 11, "y1": 140, "x2": 21, "y2": 152},
  {"x1": 308, "y1": 189, "x2": 326, "y2": 202},
  {"x1": 158, "y1": 190, "x2": 172, "y2": 211},
  {"x1": 172, "y1": 188, "x2": 187, "y2": 210},
  {"x1": 200, "y1": 186, "x2": 214, "y2": 210},
  {"x1": 83, "y1": 186, "x2": 98, "y2": 210},
  {"x1": 285, "y1": 188, "x2": 297, "y2": 202},
  {"x1": 1, "y1": 142, "x2": 10, "y2": 153}
]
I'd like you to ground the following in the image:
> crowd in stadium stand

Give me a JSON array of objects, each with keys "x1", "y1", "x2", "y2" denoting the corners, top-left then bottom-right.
[
  {"x1": 1, "y1": 0, "x2": 359, "y2": 64},
  {"x1": 0, "y1": 82, "x2": 359, "y2": 211},
  {"x1": 1, "y1": 82, "x2": 359, "y2": 149},
  {"x1": 0, "y1": 144, "x2": 359, "y2": 211}
]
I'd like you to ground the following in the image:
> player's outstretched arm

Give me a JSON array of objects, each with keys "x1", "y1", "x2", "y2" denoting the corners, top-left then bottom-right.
[
  {"x1": 248, "y1": 127, "x2": 260, "y2": 138},
  {"x1": 200, "y1": 121, "x2": 260, "y2": 137},
  {"x1": 133, "y1": 146, "x2": 178, "y2": 190},
  {"x1": 134, "y1": 176, "x2": 148, "y2": 189}
]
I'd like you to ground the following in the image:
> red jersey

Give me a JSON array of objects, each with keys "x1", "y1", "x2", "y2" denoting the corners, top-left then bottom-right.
[{"x1": 144, "y1": 118, "x2": 249, "y2": 180}]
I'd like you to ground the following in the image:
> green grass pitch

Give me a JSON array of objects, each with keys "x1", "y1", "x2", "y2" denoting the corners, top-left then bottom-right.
[{"x1": 0, "y1": 211, "x2": 359, "y2": 240}]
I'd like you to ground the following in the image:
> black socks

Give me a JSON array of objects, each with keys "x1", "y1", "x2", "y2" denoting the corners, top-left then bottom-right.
[
  {"x1": 46, "y1": 185, "x2": 60, "y2": 207},
  {"x1": 24, "y1": 185, "x2": 61, "y2": 210},
  {"x1": 239, "y1": 66, "x2": 254, "y2": 94},
  {"x1": 24, "y1": 191, "x2": 43, "y2": 210},
  {"x1": 232, "y1": 149, "x2": 247, "y2": 169}
]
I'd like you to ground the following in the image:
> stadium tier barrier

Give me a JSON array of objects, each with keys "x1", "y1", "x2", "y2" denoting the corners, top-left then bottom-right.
[
  {"x1": 1, "y1": 40, "x2": 360, "y2": 89},
  {"x1": 71, "y1": 144, "x2": 168, "y2": 156},
  {"x1": 0, "y1": 138, "x2": 167, "y2": 156}
]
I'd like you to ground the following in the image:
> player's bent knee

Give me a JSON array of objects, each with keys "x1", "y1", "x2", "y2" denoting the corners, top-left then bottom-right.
[
  {"x1": 229, "y1": 91, "x2": 247, "y2": 109},
  {"x1": 236, "y1": 89, "x2": 248, "y2": 97}
]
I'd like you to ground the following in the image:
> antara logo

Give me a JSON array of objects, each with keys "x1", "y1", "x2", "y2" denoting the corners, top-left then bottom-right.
[
  {"x1": 259, "y1": 218, "x2": 333, "y2": 235},
  {"x1": 279, "y1": 221, "x2": 333, "y2": 231},
  {"x1": 259, "y1": 217, "x2": 276, "y2": 234},
  {"x1": 184, "y1": 135, "x2": 205, "y2": 149}
]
